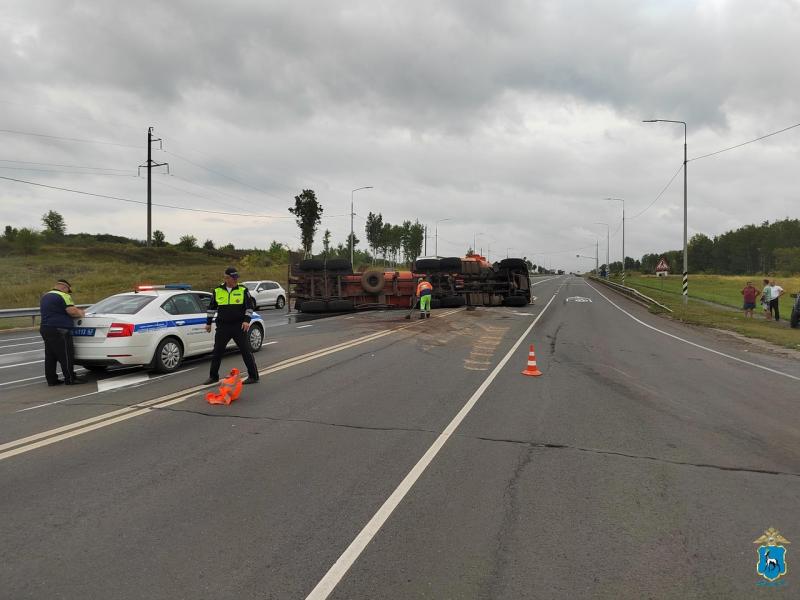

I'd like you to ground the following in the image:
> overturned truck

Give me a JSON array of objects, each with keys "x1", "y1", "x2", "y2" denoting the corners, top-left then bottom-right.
[{"x1": 289, "y1": 254, "x2": 531, "y2": 313}]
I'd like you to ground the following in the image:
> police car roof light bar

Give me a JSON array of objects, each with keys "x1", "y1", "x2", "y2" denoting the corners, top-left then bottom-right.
[{"x1": 135, "y1": 283, "x2": 192, "y2": 292}]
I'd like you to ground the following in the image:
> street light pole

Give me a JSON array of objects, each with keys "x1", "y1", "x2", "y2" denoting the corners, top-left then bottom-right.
[
  {"x1": 605, "y1": 198, "x2": 625, "y2": 286},
  {"x1": 594, "y1": 222, "x2": 610, "y2": 278},
  {"x1": 350, "y1": 186, "x2": 373, "y2": 267},
  {"x1": 644, "y1": 119, "x2": 688, "y2": 305}
]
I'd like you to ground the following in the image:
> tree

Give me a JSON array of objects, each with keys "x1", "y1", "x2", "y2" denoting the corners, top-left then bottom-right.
[
  {"x1": 688, "y1": 233, "x2": 714, "y2": 272},
  {"x1": 288, "y1": 189, "x2": 323, "y2": 256},
  {"x1": 402, "y1": 220, "x2": 424, "y2": 263},
  {"x1": 41, "y1": 210, "x2": 66, "y2": 236},
  {"x1": 4, "y1": 225, "x2": 18, "y2": 241},
  {"x1": 203, "y1": 239, "x2": 215, "y2": 250},
  {"x1": 346, "y1": 232, "x2": 360, "y2": 254},
  {"x1": 322, "y1": 229, "x2": 331, "y2": 256},
  {"x1": 152, "y1": 230, "x2": 166, "y2": 247},
  {"x1": 15, "y1": 228, "x2": 41, "y2": 255},
  {"x1": 365, "y1": 212, "x2": 383, "y2": 259},
  {"x1": 178, "y1": 234, "x2": 197, "y2": 250}
]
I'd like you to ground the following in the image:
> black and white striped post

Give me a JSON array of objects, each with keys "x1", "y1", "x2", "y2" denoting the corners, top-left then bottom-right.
[{"x1": 643, "y1": 119, "x2": 688, "y2": 305}]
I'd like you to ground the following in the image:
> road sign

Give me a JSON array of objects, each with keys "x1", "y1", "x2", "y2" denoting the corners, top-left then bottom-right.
[{"x1": 655, "y1": 257, "x2": 670, "y2": 273}]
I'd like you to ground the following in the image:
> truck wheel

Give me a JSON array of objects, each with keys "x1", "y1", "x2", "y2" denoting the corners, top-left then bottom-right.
[
  {"x1": 301, "y1": 300, "x2": 327, "y2": 313},
  {"x1": 152, "y1": 337, "x2": 183, "y2": 373},
  {"x1": 414, "y1": 258, "x2": 440, "y2": 273},
  {"x1": 299, "y1": 258, "x2": 324, "y2": 272},
  {"x1": 328, "y1": 299, "x2": 355, "y2": 312},
  {"x1": 502, "y1": 296, "x2": 528, "y2": 307},
  {"x1": 361, "y1": 270, "x2": 385, "y2": 294},
  {"x1": 275, "y1": 296, "x2": 286, "y2": 309},
  {"x1": 440, "y1": 295, "x2": 466, "y2": 308},
  {"x1": 248, "y1": 323, "x2": 264, "y2": 352},
  {"x1": 439, "y1": 257, "x2": 463, "y2": 273},
  {"x1": 325, "y1": 258, "x2": 352, "y2": 272}
]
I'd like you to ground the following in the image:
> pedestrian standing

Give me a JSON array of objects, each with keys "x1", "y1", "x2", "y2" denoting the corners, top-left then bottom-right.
[
  {"x1": 761, "y1": 278, "x2": 772, "y2": 320},
  {"x1": 741, "y1": 281, "x2": 760, "y2": 318},
  {"x1": 204, "y1": 267, "x2": 259, "y2": 385},
  {"x1": 39, "y1": 278, "x2": 87, "y2": 385},
  {"x1": 769, "y1": 279, "x2": 785, "y2": 322},
  {"x1": 416, "y1": 277, "x2": 433, "y2": 319}
]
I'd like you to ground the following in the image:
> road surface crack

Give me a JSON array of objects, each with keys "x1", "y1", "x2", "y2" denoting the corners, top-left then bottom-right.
[{"x1": 463, "y1": 434, "x2": 800, "y2": 478}]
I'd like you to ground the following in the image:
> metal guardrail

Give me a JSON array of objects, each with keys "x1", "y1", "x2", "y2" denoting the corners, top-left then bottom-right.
[
  {"x1": 588, "y1": 276, "x2": 673, "y2": 313},
  {"x1": 0, "y1": 305, "x2": 92, "y2": 327}
]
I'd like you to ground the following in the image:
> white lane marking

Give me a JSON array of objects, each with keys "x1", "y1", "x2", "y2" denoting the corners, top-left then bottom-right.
[
  {"x1": 16, "y1": 367, "x2": 196, "y2": 412},
  {"x1": 2, "y1": 309, "x2": 464, "y2": 454},
  {"x1": 512, "y1": 312, "x2": 535, "y2": 317},
  {"x1": 344, "y1": 316, "x2": 355, "y2": 319},
  {"x1": 0, "y1": 360, "x2": 44, "y2": 370},
  {"x1": 586, "y1": 281, "x2": 800, "y2": 382},
  {"x1": 0, "y1": 335, "x2": 40, "y2": 342},
  {"x1": 531, "y1": 277, "x2": 558, "y2": 286},
  {"x1": 96, "y1": 373, "x2": 150, "y2": 393},
  {"x1": 264, "y1": 341, "x2": 278, "y2": 345},
  {"x1": 297, "y1": 325, "x2": 314, "y2": 329},
  {"x1": 305, "y1": 294, "x2": 559, "y2": 600},
  {"x1": 0, "y1": 341, "x2": 43, "y2": 349},
  {"x1": 0, "y1": 368, "x2": 88, "y2": 389},
  {"x1": 0, "y1": 349, "x2": 42, "y2": 356}
]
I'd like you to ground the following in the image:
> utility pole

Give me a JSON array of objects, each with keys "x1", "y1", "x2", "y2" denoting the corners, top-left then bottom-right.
[
  {"x1": 424, "y1": 225, "x2": 427, "y2": 256},
  {"x1": 138, "y1": 127, "x2": 168, "y2": 247}
]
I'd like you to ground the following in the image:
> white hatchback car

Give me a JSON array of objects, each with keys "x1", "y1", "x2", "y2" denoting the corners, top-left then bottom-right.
[
  {"x1": 72, "y1": 285, "x2": 265, "y2": 373},
  {"x1": 242, "y1": 280, "x2": 286, "y2": 310}
]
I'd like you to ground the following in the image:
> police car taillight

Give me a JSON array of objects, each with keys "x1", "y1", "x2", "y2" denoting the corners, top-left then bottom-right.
[{"x1": 108, "y1": 323, "x2": 134, "y2": 337}]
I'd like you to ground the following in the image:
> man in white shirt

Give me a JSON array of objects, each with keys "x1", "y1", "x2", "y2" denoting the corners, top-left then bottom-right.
[{"x1": 769, "y1": 280, "x2": 785, "y2": 321}]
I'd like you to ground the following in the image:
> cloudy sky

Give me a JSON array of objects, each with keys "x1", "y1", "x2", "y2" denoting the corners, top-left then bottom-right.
[{"x1": 2, "y1": 0, "x2": 799, "y2": 272}]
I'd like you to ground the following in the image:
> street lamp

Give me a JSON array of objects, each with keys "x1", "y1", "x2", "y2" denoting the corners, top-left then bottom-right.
[
  {"x1": 594, "y1": 222, "x2": 610, "y2": 278},
  {"x1": 435, "y1": 218, "x2": 451, "y2": 257},
  {"x1": 350, "y1": 186, "x2": 373, "y2": 267},
  {"x1": 605, "y1": 197, "x2": 625, "y2": 286},
  {"x1": 576, "y1": 253, "x2": 595, "y2": 275},
  {"x1": 643, "y1": 118, "x2": 688, "y2": 304},
  {"x1": 473, "y1": 232, "x2": 484, "y2": 255}
]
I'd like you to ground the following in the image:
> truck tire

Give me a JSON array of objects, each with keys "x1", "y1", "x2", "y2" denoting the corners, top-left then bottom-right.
[
  {"x1": 499, "y1": 258, "x2": 528, "y2": 271},
  {"x1": 300, "y1": 300, "x2": 327, "y2": 313},
  {"x1": 298, "y1": 258, "x2": 324, "y2": 272},
  {"x1": 439, "y1": 257, "x2": 463, "y2": 273},
  {"x1": 440, "y1": 295, "x2": 466, "y2": 308},
  {"x1": 326, "y1": 258, "x2": 352, "y2": 272},
  {"x1": 502, "y1": 295, "x2": 528, "y2": 307},
  {"x1": 431, "y1": 298, "x2": 442, "y2": 309},
  {"x1": 328, "y1": 299, "x2": 355, "y2": 312},
  {"x1": 361, "y1": 270, "x2": 385, "y2": 294},
  {"x1": 414, "y1": 258, "x2": 440, "y2": 273}
]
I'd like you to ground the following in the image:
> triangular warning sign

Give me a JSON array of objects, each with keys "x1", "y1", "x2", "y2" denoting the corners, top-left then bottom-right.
[{"x1": 655, "y1": 257, "x2": 669, "y2": 271}]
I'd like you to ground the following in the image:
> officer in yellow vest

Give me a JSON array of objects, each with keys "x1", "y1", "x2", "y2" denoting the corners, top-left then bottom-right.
[
  {"x1": 203, "y1": 267, "x2": 259, "y2": 385},
  {"x1": 39, "y1": 278, "x2": 87, "y2": 385}
]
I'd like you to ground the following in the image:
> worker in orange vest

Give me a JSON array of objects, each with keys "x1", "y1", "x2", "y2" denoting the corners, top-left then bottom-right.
[{"x1": 416, "y1": 277, "x2": 433, "y2": 319}]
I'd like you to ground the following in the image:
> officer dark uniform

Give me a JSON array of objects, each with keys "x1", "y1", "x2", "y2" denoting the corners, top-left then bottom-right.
[
  {"x1": 39, "y1": 279, "x2": 87, "y2": 385},
  {"x1": 203, "y1": 267, "x2": 259, "y2": 385}
]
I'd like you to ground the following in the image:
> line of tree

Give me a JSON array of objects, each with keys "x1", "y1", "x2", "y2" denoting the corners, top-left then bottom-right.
[
  {"x1": 364, "y1": 212, "x2": 424, "y2": 264},
  {"x1": 636, "y1": 218, "x2": 800, "y2": 275}
]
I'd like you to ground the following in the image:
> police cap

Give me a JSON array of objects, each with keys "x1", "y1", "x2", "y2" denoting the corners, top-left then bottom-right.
[{"x1": 224, "y1": 267, "x2": 239, "y2": 279}]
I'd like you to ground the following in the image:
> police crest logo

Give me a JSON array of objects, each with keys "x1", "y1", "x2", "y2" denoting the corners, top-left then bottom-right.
[{"x1": 754, "y1": 527, "x2": 790, "y2": 583}]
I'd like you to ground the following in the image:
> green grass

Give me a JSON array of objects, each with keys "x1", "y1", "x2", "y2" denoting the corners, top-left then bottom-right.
[
  {"x1": 1, "y1": 243, "x2": 289, "y2": 317},
  {"x1": 604, "y1": 274, "x2": 800, "y2": 350}
]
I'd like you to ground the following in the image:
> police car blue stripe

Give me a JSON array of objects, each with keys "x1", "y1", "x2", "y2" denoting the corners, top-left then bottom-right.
[{"x1": 133, "y1": 315, "x2": 260, "y2": 333}]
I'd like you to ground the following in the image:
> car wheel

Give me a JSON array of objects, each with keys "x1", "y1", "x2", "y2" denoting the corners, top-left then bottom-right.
[
  {"x1": 275, "y1": 295, "x2": 286, "y2": 309},
  {"x1": 248, "y1": 323, "x2": 264, "y2": 352},
  {"x1": 152, "y1": 337, "x2": 183, "y2": 373}
]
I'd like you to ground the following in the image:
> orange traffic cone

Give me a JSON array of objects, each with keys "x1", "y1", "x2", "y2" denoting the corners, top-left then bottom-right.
[
  {"x1": 521, "y1": 344, "x2": 542, "y2": 377},
  {"x1": 206, "y1": 368, "x2": 244, "y2": 405}
]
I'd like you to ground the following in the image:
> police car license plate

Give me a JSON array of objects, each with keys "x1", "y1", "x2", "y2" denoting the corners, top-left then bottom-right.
[{"x1": 72, "y1": 328, "x2": 96, "y2": 337}]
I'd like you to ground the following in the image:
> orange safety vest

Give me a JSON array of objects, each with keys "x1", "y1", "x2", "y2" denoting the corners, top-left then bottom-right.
[{"x1": 416, "y1": 281, "x2": 433, "y2": 296}]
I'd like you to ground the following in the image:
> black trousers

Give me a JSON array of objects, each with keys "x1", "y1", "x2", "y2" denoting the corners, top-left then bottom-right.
[
  {"x1": 770, "y1": 298, "x2": 780, "y2": 321},
  {"x1": 208, "y1": 322, "x2": 259, "y2": 380},
  {"x1": 40, "y1": 326, "x2": 77, "y2": 384}
]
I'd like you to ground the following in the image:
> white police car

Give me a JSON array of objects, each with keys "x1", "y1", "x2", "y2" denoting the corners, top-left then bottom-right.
[{"x1": 72, "y1": 284, "x2": 265, "y2": 373}]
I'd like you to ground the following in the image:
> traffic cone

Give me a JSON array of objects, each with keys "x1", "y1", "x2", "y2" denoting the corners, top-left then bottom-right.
[
  {"x1": 206, "y1": 368, "x2": 243, "y2": 405},
  {"x1": 521, "y1": 344, "x2": 542, "y2": 377}
]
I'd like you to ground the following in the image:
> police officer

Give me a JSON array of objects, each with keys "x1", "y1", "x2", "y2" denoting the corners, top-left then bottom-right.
[
  {"x1": 203, "y1": 267, "x2": 260, "y2": 385},
  {"x1": 40, "y1": 278, "x2": 87, "y2": 385}
]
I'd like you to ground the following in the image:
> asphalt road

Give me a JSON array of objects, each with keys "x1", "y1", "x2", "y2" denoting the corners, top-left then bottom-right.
[{"x1": 1, "y1": 276, "x2": 798, "y2": 599}]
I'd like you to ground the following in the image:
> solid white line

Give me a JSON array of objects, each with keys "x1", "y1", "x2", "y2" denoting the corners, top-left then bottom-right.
[
  {"x1": 0, "y1": 360, "x2": 44, "y2": 369},
  {"x1": 0, "y1": 341, "x2": 42, "y2": 349},
  {"x1": 297, "y1": 325, "x2": 314, "y2": 329},
  {"x1": 96, "y1": 373, "x2": 150, "y2": 393},
  {"x1": 0, "y1": 349, "x2": 42, "y2": 356},
  {"x1": 531, "y1": 276, "x2": 559, "y2": 286},
  {"x1": 585, "y1": 281, "x2": 800, "y2": 382},
  {"x1": 264, "y1": 341, "x2": 278, "y2": 345},
  {"x1": 305, "y1": 293, "x2": 559, "y2": 600},
  {"x1": 0, "y1": 335, "x2": 40, "y2": 342},
  {"x1": 0, "y1": 368, "x2": 88, "y2": 389}
]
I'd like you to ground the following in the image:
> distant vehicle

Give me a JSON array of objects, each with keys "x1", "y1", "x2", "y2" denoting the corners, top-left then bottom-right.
[
  {"x1": 242, "y1": 280, "x2": 286, "y2": 310},
  {"x1": 72, "y1": 285, "x2": 265, "y2": 373}
]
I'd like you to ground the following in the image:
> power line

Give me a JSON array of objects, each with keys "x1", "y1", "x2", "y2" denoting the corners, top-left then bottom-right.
[
  {"x1": 0, "y1": 175, "x2": 297, "y2": 219},
  {"x1": 628, "y1": 163, "x2": 683, "y2": 220},
  {"x1": 689, "y1": 121, "x2": 800, "y2": 162},
  {"x1": 0, "y1": 129, "x2": 140, "y2": 149},
  {"x1": 0, "y1": 158, "x2": 133, "y2": 172},
  {"x1": 0, "y1": 165, "x2": 136, "y2": 177}
]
